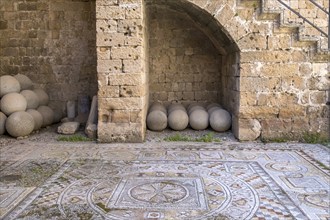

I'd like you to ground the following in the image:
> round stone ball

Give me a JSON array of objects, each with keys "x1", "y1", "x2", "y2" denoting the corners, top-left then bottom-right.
[
  {"x1": 189, "y1": 109, "x2": 209, "y2": 130},
  {"x1": 20, "y1": 90, "x2": 39, "y2": 109},
  {"x1": 207, "y1": 103, "x2": 222, "y2": 111},
  {"x1": 33, "y1": 88, "x2": 49, "y2": 106},
  {"x1": 187, "y1": 103, "x2": 201, "y2": 113},
  {"x1": 5, "y1": 111, "x2": 35, "y2": 137},
  {"x1": 210, "y1": 109, "x2": 232, "y2": 132},
  {"x1": 0, "y1": 112, "x2": 7, "y2": 135},
  {"x1": 53, "y1": 109, "x2": 63, "y2": 123},
  {"x1": 149, "y1": 102, "x2": 167, "y2": 115},
  {"x1": 147, "y1": 110, "x2": 167, "y2": 131},
  {"x1": 188, "y1": 105, "x2": 205, "y2": 116},
  {"x1": 208, "y1": 106, "x2": 223, "y2": 115},
  {"x1": 1, "y1": 92, "x2": 27, "y2": 116},
  {"x1": 14, "y1": 74, "x2": 33, "y2": 90},
  {"x1": 37, "y1": 106, "x2": 54, "y2": 127},
  {"x1": 0, "y1": 75, "x2": 21, "y2": 97},
  {"x1": 26, "y1": 109, "x2": 43, "y2": 131},
  {"x1": 168, "y1": 109, "x2": 189, "y2": 131},
  {"x1": 168, "y1": 103, "x2": 186, "y2": 115}
]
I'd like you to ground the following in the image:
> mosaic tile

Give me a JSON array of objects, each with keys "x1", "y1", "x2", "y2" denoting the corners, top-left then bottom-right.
[{"x1": 0, "y1": 142, "x2": 329, "y2": 220}]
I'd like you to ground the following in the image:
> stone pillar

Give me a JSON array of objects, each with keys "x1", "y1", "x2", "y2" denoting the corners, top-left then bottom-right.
[{"x1": 96, "y1": 0, "x2": 148, "y2": 142}]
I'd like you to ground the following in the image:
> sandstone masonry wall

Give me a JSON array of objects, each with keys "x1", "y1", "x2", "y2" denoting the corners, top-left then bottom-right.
[
  {"x1": 96, "y1": 0, "x2": 148, "y2": 142},
  {"x1": 0, "y1": 0, "x2": 97, "y2": 112},
  {"x1": 148, "y1": 5, "x2": 222, "y2": 106}
]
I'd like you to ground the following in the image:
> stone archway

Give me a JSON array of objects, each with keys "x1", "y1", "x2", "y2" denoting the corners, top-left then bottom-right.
[{"x1": 146, "y1": 0, "x2": 242, "y2": 138}]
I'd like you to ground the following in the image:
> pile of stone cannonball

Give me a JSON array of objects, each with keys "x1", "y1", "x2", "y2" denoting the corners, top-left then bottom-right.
[
  {"x1": 0, "y1": 74, "x2": 58, "y2": 138},
  {"x1": 146, "y1": 102, "x2": 231, "y2": 132}
]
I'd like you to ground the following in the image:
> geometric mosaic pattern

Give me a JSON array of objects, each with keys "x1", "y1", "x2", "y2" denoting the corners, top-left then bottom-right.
[{"x1": 0, "y1": 141, "x2": 329, "y2": 220}]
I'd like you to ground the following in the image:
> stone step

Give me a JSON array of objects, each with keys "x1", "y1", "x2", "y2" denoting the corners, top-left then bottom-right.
[{"x1": 240, "y1": 0, "x2": 328, "y2": 55}]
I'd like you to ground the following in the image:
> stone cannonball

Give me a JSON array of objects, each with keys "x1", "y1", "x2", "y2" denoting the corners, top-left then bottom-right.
[
  {"x1": 0, "y1": 75, "x2": 21, "y2": 97},
  {"x1": 37, "y1": 106, "x2": 54, "y2": 127},
  {"x1": 5, "y1": 111, "x2": 35, "y2": 137},
  {"x1": 26, "y1": 109, "x2": 43, "y2": 131},
  {"x1": 0, "y1": 112, "x2": 7, "y2": 135},
  {"x1": 189, "y1": 109, "x2": 209, "y2": 130},
  {"x1": 33, "y1": 88, "x2": 49, "y2": 106},
  {"x1": 20, "y1": 90, "x2": 39, "y2": 109},
  {"x1": 0, "y1": 92, "x2": 27, "y2": 116},
  {"x1": 14, "y1": 74, "x2": 33, "y2": 90},
  {"x1": 187, "y1": 103, "x2": 201, "y2": 113},
  {"x1": 148, "y1": 102, "x2": 167, "y2": 115},
  {"x1": 146, "y1": 110, "x2": 167, "y2": 131},
  {"x1": 207, "y1": 103, "x2": 222, "y2": 111},
  {"x1": 188, "y1": 105, "x2": 205, "y2": 116},
  {"x1": 168, "y1": 109, "x2": 189, "y2": 131},
  {"x1": 208, "y1": 106, "x2": 223, "y2": 115},
  {"x1": 168, "y1": 103, "x2": 186, "y2": 115},
  {"x1": 210, "y1": 109, "x2": 232, "y2": 132}
]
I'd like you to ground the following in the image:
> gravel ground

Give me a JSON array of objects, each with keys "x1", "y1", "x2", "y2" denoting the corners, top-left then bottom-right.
[{"x1": 0, "y1": 123, "x2": 238, "y2": 147}]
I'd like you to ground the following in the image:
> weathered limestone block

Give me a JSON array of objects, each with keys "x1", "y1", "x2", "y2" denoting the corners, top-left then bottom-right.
[
  {"x1": 1, "y1": 93, "x2": 27, "y2": 116},
  {"x1": 33, "y1": 88, "x2": 49, "y2": 106},
  {"x1": 14, "y1": 74, "x2": 33, "y2": 90},
  {"x1": 168, "y1": 109, "x2": 189, "y2": 131},
  {"x1": 147, "y1": 110, "x2": 167, "y2": 131},
  {"x1": 0, "y1": 75, "x2": 21, "y2": 97},
  {"x1": 98, "y1": 122, "x2": 145, "y2": 142},
  {"x1": 57, "y1": 122, "x2": 80, "y2": 134},
  {"x1": 237, "y1": 119, "x2": 261, "y2": 141},
  {"x1": 20, "y1": 90, "x2": 39, "y2": 109},
  {"x1": 6, "y1": 111, "x2": 35, "y2": 138},
  {"x1": 0, "y1": 112, "x2": 7, "y2": 135},
  {"x1": 26, "y1": 109, "x2": 43, "y2": 131}
]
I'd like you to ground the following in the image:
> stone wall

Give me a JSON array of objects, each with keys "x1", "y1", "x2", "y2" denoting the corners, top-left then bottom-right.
[
  {"x1": 0, "y1": 0, "x2": 97, "y2": 113},
  {"x1": 96, "y1": 0, "x2": 148, "y2": 142},
  {"x1": 1, "y1": 0, "x2": 328, "y2": 142},
  {"x1": 148, "y1": 5, "x2": 222, "y2": 106}
]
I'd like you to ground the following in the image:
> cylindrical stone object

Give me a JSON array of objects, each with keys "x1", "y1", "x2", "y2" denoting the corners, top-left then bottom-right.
[
  {"x1": 5, "y1": 111, "x2": 35, "y2": 137},
  {"x1": 14, "y1": 74, "x2": 33, "y2": 90},
  {"x1": 67, "y1": 101, "x2": 76, "y2": 119},
  {"x1": 0, "y1": 112, "x2": 7, "y2": 135},
  {"x1": 20, "y1": 90, "x2": 39, "y2": 109},
  {"x1": 168, "y1": 109, "x2": 189, "y2": 131},
  {"x1": 0, "y1": 92, "x2": 27, "y2": 116},
  {"x1": 0, "y1": 75, "x2": 21, "y2": 97},
  {"x1": 210, "y1": 109, "x2": 232, "y2": 132},
  {"x1": 147, "y1": 110, "x2": 167, "y2": 131},
  {"x1": 189, "y1": 109, "x2": 209, "y2": 130},
  {"x1": 26, "y1": 109, "x2": 43, "y2": 131}
]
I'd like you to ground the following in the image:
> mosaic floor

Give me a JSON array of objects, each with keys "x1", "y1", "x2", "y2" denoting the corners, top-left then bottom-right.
[{"x1": 0, "y1": 141, "x2": 329, "y2": 219}]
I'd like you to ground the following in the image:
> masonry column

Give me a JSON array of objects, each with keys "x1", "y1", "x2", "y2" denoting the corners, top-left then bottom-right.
[{"x1": 96, "y1": 0, "x2": 148, "y2": 142}]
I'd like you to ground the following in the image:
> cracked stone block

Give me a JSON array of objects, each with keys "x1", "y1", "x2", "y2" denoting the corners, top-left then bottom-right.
[{"x1": 57, "y1": 122, "x2": 80, "y2": 135}]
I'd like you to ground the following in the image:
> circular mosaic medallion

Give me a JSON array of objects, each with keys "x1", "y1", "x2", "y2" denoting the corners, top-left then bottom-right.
[{"x1": 129, "y1": 181, "x2": 188, "y2": 204}]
